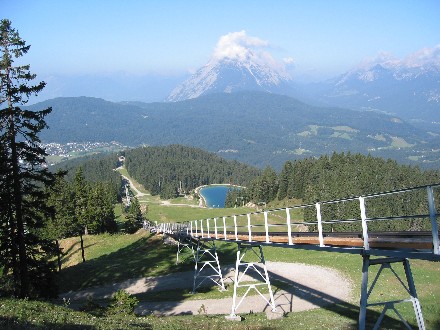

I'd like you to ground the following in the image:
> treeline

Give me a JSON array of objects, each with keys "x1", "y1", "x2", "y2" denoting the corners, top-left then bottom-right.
[
  {"x1": 31, "y1": 92, "x2": 439, "y2": 170},
  {"x1": 275, "y1": 153, "x2": 439, "y2": 203},
  {"x1": 44, "y1": 168, "x2": 118, "y2": 270},
  {"x1": 51, "y1": 152, "x2": 122, "y2": 200},
  {"x1": 124, "y1": 145, "x2": 260, "y2": 199},
  {"x1": 227, "y1": 152, "x2": 440, "y2": 231},
  {"x1": 47, "y1": 168, "x2": 118, "y2": 236}
]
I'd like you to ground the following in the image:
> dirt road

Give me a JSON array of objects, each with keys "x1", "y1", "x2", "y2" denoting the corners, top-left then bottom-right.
[{"x1": 61, "y1": 261, "x2": 353, "y2": 317}]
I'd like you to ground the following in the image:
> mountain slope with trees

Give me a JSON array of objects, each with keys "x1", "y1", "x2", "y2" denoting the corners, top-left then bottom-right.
[
  {"x1": 235, "y1": 152, "x2": 440, "y2": 231},
  {"x1": 51, "y1": 152, "x2": 122, "y2": 200},
  {"x1": 124, "y1": 145, "x2": 260, "y2": 199},
  {"x1": 29, "y1": 92, "x2": 439, "y2": 169}
]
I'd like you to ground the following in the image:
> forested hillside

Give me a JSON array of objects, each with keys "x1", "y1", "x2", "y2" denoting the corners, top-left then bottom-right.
[
  {"x1": 51, "y1": 152, "x2": 122, "y2": 200},
  {"x1": 235, "y1": 152, "x2": 440, "y2": 231},
  {"x1": 124, "y1": 145, "x2": 260, "y2": 199},
  {"x1": 49, "y1": 145, "x2": 260, "y2": 201},
  {"x1": 29, "y1": 92, "x2": 439, "y2": 169}
]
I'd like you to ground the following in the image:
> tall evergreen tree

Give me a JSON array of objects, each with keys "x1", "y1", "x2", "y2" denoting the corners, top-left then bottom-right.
[
  {"x1": 124, "y1": 197, "x2": 143, "y2": 233},
  {"x1": 73, "y1": 167, "x2": 88, "y2": 262},
  {"x1": 277, "y1": 160, "x2": 293, "y2": 200},
  {"x1": 44, "y1": 172, "x2": 75, "y2": 271},
  {"x1": 250, "y1": 166, "x2": 278, "y2": 204},
  {"x1": 87, "y1": 182, "x2": 117, "y2": 234},
  {"x1": 0, "y1": 19, "x2": 55, "y2": 297}
]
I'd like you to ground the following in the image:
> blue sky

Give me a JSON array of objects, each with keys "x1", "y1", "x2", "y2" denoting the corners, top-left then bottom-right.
[{"x1": 3, "y1": 0, "x2": 440, "y2": 82}]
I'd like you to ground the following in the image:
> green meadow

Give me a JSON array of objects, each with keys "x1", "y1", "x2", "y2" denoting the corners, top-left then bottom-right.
[
  {"x1": 1, "y1": 172, "x2": 439, "y2": 329},
  {"x1": 1, "y1": 228, "x2": 439, "y2": 329}
]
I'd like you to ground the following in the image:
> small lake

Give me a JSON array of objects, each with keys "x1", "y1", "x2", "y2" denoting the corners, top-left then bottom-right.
[{"x1": 199, "y1": 185, "x2": 237, "y2": 208}]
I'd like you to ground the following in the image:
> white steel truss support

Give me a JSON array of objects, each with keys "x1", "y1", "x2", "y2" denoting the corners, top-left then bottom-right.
[
  {"x1": 229, "y1": 243, "x2": 277, "y2": 318},
  {"x1": 176, "y1": 234, "x2": 195, "y2": 265},
  {"x1": 192, "y1": 239, "x2": 225, "y2": 293},
  {"x1": 427, "y1": 185, "x2": 439, "y2": 255},
  {"x1": 359, "y1": 255, "x2": 425, "y2": 330}
]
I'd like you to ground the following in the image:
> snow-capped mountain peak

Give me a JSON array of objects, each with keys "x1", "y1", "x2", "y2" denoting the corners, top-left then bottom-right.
[
  {"x1": 323, "y1": 44, "x2": 440, "y2": 121},
  {"x1": 338, "y1": 45, "x2": 440, "y2": 84},
  {"x1": 167, "y1": 31, "x2": 292, "y2": 102}
]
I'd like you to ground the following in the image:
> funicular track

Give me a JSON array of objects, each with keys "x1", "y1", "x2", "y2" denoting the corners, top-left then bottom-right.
[
  {"x1": 157, "y1": 184, "x2": 440, "y2": 329},
  {"x1": 216, "y1": 230, "x2": 439, "y2": 250}
]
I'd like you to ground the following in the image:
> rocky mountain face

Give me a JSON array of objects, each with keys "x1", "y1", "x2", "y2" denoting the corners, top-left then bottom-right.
[
  {"x1": 167, "y1": 47, "x2": 293, "y2": 102},
  {"x1": 167, "y1": 42, "x2": 440, "y2": 123}
]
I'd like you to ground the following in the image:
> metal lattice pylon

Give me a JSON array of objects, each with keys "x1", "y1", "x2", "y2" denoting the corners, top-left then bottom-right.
[
  {"x1": 229, "y1": 243, "x2": 277, "y2": 318},
  {"x1": 359, "y1": 255, "x2": 425, "y2": 330},
  {"x1": 192, "y1": 239, "x2": 225, "y2": 293},
  {"x1": 176, "y1": 234, "x2": 195, "y2": 265}
]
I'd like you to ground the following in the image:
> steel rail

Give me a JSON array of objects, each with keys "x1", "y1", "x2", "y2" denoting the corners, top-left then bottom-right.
[
  {"x1": 155, "y1": 184, "x2": 439, "y2": 328},
  {"x1": 157, "y1": 184, "x2": 440, "y2": 260}
]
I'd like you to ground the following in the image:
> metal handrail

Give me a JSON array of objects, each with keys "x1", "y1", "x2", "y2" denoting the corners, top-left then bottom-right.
[{"x1": 155, "y1": 184, "x2": 440, "y2": 259}]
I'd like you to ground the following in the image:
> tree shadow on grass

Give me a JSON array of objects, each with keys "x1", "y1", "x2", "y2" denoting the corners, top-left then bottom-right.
[
  {"x1": 56, "y1": 235, "x2": 436, "y2": 328},
  {"x1": 57, "y1": 233, "x2": 193, "y2": 293},
  {"x1": 60, "y1": 241, "x2": 97, "y2": 267}
]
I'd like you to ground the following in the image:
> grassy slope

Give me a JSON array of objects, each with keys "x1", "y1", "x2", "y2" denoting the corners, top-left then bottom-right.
[
  {"x1": 1, "y1": 229, "x2": 439, "y2": 329},
  {"x1": 117, "y1": 166, "x2": 256, "y2": 223},
  {"x1": 57, "y1": 231, "x2": 194, "y2": 292},
  {"x1": 1, "y1": 172, "x2": 439, "y2": 329}
]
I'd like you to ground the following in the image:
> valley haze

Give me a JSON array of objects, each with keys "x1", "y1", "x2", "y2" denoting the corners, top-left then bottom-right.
[
  {"x1": 30, "y1": 92, "x2": 440, "y2": 170},
  {"x1": 5, "y1": 1, "x2": 439, "y2": 168}
]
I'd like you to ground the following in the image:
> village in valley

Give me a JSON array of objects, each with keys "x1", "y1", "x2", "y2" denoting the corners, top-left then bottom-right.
[{"x1": 42, "y1": 141, "x2": 126, "y2": 165}]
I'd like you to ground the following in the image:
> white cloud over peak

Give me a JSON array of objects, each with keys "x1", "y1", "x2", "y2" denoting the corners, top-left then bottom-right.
[
  {"x1": 358, "y1": 51, "x2": 400, "y2": 69},
  {"x1": 403, "y1": 44, "x2": 440, "y2": 67},
  {"x1": 212, "y1": 30, "x2": 268, "y2": 61},
  {"x1": 283, "y1": 57, "x2": 295, "y2": 65},
  {"x1": 211, "y1": 30, "x2": 291, "y2": 78}
]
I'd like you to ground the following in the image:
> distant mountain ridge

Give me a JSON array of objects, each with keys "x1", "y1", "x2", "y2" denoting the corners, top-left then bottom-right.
[
  {"x1": 29, "y1": 92, "x2": 439, "y2": 169},
  {"x1": 314, "y1": 48, "x2": 440, "y2": 121},
  {"x1": 167, "y1": 57, "x2": 292, "y2": 102},
  {"x1": 166, "y1": 44, "x2": 440, "y2": 123}
]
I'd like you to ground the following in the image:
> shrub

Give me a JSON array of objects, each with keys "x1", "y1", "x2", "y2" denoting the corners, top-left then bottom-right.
[{"x1": 106, "y1": 290, "x2": 138, "y2": 315}]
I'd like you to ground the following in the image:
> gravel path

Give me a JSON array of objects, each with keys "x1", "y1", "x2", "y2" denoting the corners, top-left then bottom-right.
[{"x1": 61, "y1": 262, "x2": 353, "y2": 317}]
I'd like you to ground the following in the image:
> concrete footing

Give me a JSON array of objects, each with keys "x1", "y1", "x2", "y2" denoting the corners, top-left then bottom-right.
[
  {"x1": 225, "y1": 314, "x2": 242, "y2": 321},
  {"x1": 266, "y1": 310, "x2": 284, "y2": 320}
]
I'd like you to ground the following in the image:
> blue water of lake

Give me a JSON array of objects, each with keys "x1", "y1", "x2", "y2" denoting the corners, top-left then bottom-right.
[{"x1": 199, "y1": 185, "x2": 234, "y2": 208}]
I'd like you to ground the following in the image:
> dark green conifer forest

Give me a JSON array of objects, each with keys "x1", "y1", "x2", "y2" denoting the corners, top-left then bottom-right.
[
  {"x1": 124, "y1": 145, "x2": 261, "y2": 199},
  {"x1": 233, "y1": 152, "x2": 440, "y2": 231}
]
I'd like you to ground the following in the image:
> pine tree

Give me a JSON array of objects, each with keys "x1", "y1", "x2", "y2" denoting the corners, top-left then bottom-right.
[
  {"x1": 124, "y1": 197, "x2": 143, "y2": 233},
  {"x1": 250, "y1": 166, "x2": 278, "y2": 204},
  {"x1": 44, "y1": 171, "x2": 75, "y2": 271},
  {"x1": 87, "y1": 182, "x2": 117, "y2": 234},
  {"x1": 73, "y1": 167, "x2": 88, "y2": 262},
  {"x1": 277, "y1": 160, "x2": 293, "y2": 200},
  {"x1": 0, "y1": 19, "x2": 56, "y2": 298}
]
